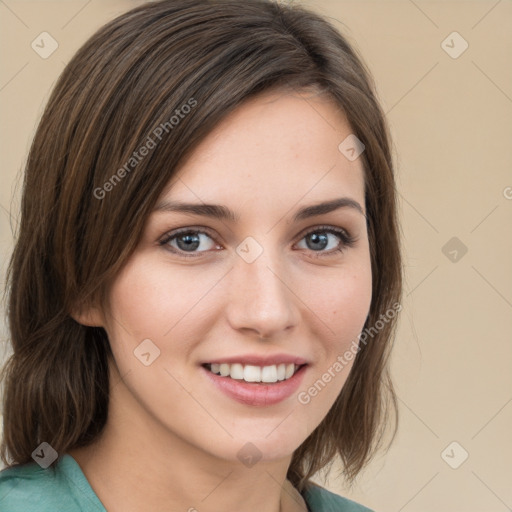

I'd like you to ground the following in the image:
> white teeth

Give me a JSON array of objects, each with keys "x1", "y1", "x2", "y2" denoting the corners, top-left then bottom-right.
[
  {"x1": 285, "y1": 363, "x2": 295, "y2": 379},
  {"x1": 243, "y1": 365, "x2": 261, "y2": 382},
  {"x1": 261, "y1": 365, "x2": 278, "y2": 383},
  {"x1": 230, "y1": 363, "x2": 244, "y2": 380},
  {"x1": 206, "y1": 362, "x2": 302, "y2": 383}
]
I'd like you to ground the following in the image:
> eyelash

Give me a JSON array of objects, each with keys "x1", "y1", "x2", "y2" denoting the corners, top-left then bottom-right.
[{"x1": 158, "y1": 225, "x2": 357, "y2": 259}]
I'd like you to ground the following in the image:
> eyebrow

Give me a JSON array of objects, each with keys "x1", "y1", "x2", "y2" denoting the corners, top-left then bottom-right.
[{"x1": 153, "y1": 197, "x2": 365, "y2": 223}]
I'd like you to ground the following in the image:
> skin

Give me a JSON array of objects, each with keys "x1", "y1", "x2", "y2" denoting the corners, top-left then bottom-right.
[{"x1": 70, "y1": 88, "x2": 372, "y2": 512}]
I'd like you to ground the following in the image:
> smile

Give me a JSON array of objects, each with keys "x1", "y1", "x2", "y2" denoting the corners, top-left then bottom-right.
[
  {"x1": 203, "y1": 362, "x2": 303, "y2": 383},
  {"x1": 201, "y1": 362, "x2": 308, "y2": 407}
]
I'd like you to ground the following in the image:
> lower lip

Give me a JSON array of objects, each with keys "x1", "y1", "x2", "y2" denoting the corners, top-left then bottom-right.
[{"x1": 201, "y1": 365, "x2": 307, "y2": 407}]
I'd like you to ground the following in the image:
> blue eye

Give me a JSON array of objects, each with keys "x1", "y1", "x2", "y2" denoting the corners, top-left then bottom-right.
[
  {"x1": 160, "y1": 229, "x2": 219, "y2": 255},
  {"x1": 159, "y1": 225, "x2": 356, "y2": 258},
  {"x1": 297, "y1": 226, "x2": 356, "y2": 257}
]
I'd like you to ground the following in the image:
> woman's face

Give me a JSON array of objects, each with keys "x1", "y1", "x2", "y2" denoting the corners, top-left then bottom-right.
[{"x1": 99, "y1": 89, "x2": 372, "y2": 464}]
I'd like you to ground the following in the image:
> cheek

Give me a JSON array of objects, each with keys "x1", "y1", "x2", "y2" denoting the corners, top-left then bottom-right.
[
  {"x1": 103, "y1": 255, "x2": 230, "y2": 389},
  {"x1": 295, "y1": 260, "x2": 372, "y2": 423},
  {"x1": 106, "y1": 256, "x2": 212, "y2": 342},
  {"x1": 308, "y1": 260, "x2": 372, "y2": 348},
  {"x1": 331, "y1": 277, "x2": 371, "y2": 329}
]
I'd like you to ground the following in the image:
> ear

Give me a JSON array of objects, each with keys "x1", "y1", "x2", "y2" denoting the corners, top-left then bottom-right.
[{"x1": 70, "y1": 300, "x2": 105, "y2": 327}]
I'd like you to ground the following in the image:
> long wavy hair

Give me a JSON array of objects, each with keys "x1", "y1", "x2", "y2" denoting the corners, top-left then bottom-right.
[{"x1": 0, "y1": 0, "x2": 402, "y2": 491}]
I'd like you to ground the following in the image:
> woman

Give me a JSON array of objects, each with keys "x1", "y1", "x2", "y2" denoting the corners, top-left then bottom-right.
[{"x1": 0, "y1": 1, "x2": 402, "y2": 510}]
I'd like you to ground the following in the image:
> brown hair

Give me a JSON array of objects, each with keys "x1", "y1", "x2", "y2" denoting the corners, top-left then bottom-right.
[{"x1": 0, "y1": 0, "x2": 402, "y2": 490}]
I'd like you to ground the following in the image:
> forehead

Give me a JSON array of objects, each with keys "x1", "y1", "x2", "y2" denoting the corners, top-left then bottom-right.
[{"x1": 162, "y1": 89, "x2": 365, "y2": 214}]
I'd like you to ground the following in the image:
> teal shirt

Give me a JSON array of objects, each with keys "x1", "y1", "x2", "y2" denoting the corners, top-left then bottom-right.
[{"x1": 0, "y1": 454, "x2": 374, "y2": 511}]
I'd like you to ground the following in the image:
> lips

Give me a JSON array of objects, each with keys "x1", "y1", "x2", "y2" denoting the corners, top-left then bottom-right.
[
  {"x1": 204, "y1": 354, "x2": 309, "y2": 366},
  {"x1": 201, "y1": 355, "x2": 309, "y2": 406}
]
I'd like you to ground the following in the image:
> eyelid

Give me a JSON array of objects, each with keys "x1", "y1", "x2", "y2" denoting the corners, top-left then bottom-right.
[
  {"x1": 158, "y1": 224, "x2": 357, "y2": 258},
  {"x1": 296, "y1": 224, "x2": 357, "y2": 256},
  {"x1": 158, "y1": 226, "x2": 221, "y2": 256},
  {"x1": 298, "y1": 224, "x2": 353, "y2": 242}
]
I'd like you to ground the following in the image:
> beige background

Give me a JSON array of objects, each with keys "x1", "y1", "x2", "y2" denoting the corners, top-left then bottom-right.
[{"x1": 1, "y1": 1, "x2": 511, "y2": 511}]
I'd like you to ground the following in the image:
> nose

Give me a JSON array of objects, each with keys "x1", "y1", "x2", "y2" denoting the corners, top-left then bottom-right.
[{"x1": 225, "y1": 246, "x2": 300, "y2": 340}]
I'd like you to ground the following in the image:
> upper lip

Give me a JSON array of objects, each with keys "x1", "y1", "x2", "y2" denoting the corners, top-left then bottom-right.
[{"x1": 203, "y1": 354, "x2": 309, "y2": 366}]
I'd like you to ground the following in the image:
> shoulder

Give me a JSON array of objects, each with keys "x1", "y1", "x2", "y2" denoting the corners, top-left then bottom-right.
[
  {"x1": 302, "y1": 482, "x2": 375, "y2": 512},
  {"x1": 0, "y1": 454, "x2": 105, "y2": 512},
  {"x1": 0, "y1": 459, "x2": 67, "y2": 512}
]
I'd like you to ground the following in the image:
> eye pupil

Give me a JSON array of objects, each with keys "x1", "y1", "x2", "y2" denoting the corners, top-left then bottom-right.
[
  {"x1": 177, "y1": 233, "x2": 200, "y2": 251},
  {"x1": 307, "y1": 232, "x2": 328, "y2": 251}
]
